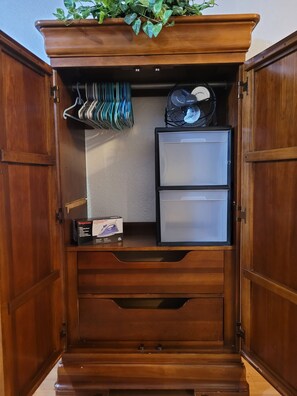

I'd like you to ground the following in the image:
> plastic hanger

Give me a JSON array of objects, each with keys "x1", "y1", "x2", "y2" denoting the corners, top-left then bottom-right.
[
  {"x1": 63, "y1": 81, "x2": 134, "y2": 131},
  {"x1": 63, "y1": 83, "x2": 87, "y2": 123}
]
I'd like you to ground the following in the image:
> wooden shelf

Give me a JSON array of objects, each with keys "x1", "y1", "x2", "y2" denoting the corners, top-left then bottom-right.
[{"x1": 66, "y1": 222, "x2": 235, "y2": 251}]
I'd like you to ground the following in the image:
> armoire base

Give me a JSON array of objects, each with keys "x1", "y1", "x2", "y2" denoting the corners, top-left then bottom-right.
[{"x1": 55, "y1": 352, "x2": 249, "y2": 396}]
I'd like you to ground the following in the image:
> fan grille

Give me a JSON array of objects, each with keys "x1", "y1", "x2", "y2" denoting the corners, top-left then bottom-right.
[{"x1": 165, "y1": 84, "x2": 216, "y2": 128}]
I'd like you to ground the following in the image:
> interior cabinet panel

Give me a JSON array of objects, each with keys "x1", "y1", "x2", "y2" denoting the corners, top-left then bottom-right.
[
  {"x1": 53, "y1": 72, "x2": 88, "y2": 244},
  {"x1": 55, "y1": 72, "x2": 87, "y2": 215},
  {"x1": 253, "y1": 162, "x2": 297, "y2": 290}
]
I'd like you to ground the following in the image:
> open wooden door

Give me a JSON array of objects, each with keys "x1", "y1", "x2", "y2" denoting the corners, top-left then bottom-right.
[
  {"x1": 240, "y1": 32, "x2": 297, "y2": 395},
  {"x1": 0, "y1": 31, "x2": 63, "y2": 395}
]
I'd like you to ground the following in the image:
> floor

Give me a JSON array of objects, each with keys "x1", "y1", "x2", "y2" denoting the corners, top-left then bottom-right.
[
  {"x1": 245, "y1": 361, "x2": 281, "y2": 396},
  {"x1": 33, "y1": 359, "x2": 281, "y2": 396}
]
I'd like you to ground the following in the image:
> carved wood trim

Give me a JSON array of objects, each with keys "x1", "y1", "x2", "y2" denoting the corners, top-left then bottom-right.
[
  {"x1": 8, "y1": 270, "x2": 60, "y2": 313},
  {"x1": 35, "y1": 14, "x2": 260, "y2": 67},
  {"x1": 244, "y1": 147, "x2": 297, "y2": 162},
  {"x1": 243, "y1": 269, "x2": 297, "y2": 306},
  {"x1": 0, "y1": 149, "x2": 55, "y2": 166}
]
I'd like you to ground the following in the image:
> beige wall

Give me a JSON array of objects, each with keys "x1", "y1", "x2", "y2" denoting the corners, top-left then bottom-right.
[
  {"x1": 204, "y1": 0, "x2": 297, "y2": 59},
  {"x1": 86, "y1": 97, "x2": 166, "y2": 221}
]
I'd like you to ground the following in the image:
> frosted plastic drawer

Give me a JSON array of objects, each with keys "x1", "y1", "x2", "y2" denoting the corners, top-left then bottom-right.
[
  {"x1": 158, "y1": 190, "x2": 229, "y2": 244},
  {"x1": 157, "y1": 130, "x2": 230, "y2": 186}
]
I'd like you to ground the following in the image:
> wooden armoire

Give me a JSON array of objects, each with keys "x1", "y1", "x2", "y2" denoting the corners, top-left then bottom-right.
[{"x1": 0, "y1": 14, "x2": 297, "y2": 396}]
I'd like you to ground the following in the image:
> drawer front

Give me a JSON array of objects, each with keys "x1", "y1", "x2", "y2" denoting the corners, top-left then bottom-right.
[
  {"x1": 78, "y1": 297, "x2": 223, "y2": 342},
  {"x1": 77, "y1": 251, "x2": 224, "y2": 294}
]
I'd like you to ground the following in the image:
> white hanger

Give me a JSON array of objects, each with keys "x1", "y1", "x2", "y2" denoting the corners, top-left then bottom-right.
[{"x1": 63, "y1": 83, "x2": 91, "y2": 126}]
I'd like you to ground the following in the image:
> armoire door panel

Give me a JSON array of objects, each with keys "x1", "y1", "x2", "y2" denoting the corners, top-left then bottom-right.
[
  {"x1": 241, "y1": 31, "x2": 297, "y2": 395},
  {"x1": 253, "y1": 50, "x2": 297, "y2": 151},
  {"x1": 0, "y1": 31, "x2": 63, "y2": 396},
  {"x1": 12, "y1": 285, "x2": 59, "y2": 395},
  {"x1": 7, "y1": 164, "x2": 54, "y2": 297},
  {"x1": 0, "y1": 162, "x2": 63, "y2": 396},
  {"x1": 1, "y1": 50, "x2": 52, "y2": 155},
  {"x1": 0, "y1": 149, "x2": 55, "y2": 165},
  {"x1": 250, "y1": 285, "x2": 297, "y2": 393},
  {"x1": 252, "y1": 161, "x2": 297, "y2": 290}
]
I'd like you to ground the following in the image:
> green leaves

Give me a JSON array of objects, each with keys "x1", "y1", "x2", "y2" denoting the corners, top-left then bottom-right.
[
  {"x1": 152, "y1": 22, "x2": 163, "y2": 37},
  {"x1": 162, "y1": 9, "x2": 173, "y2": 24},
  {"x1": 54, "y1": 0, "x2": 219, "y2": 38},
  {"x1": 142, "y1": 20, "x2": 154, "y2": 38},
  {"x1": 124, "y1": 13, "x2": 142, "y2": 35},
  {"x1": 64, "y1": 0, "x2": 76, "y2": 8},
  {"x1": 53, "y1": 8, "x2": 66, "y2": 20},
  {"x1": 153, "y1": 0, "x2": 163, "y2": 14},
  {"x1": 98, "y1": 10, "x2": 106, "y2": 23},
  {"x1": 124, "y1": 12, "x2": 138, "y2": 25},
  {"x1": 132, "y1": 18, "x2": 142, "y2": 35},
  {"x1": 142, "y1": 20, "x2": 162, "y2": 38},
  {"x1": 124, "y1": 4, "x2": 172, "y2": 37}
]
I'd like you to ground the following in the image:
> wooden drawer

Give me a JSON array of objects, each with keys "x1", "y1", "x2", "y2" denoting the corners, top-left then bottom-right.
[
  {"x1": 78, "y1": 297, "x2": 223, "y2": 342},
  {"x1": 77, "y1": 251, "x2": 224, "y2": 294}
]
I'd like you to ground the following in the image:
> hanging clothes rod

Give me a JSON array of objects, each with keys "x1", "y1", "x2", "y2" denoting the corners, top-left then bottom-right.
[{"x1": 71, "y1": 82, "x2": 231, "y2": 91}]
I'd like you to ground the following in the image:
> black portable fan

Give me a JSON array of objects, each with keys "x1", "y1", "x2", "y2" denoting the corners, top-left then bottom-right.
[{"x1": 165, "y1": 83, "x2": 216, "y2": 127}]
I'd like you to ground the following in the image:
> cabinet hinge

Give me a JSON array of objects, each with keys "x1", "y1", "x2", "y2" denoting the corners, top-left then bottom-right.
[
  {"x1": 236, "y1": 323, "x2": 246, "y2": 340},
  {"x1": 236, "y1": 206, "x2": 247, "y2": 223},
  {"x1": 237, "y1": 79, "x2": 248, "y2": 99},
  {"x1": 50, "y1": 85, "x2": 60, "y2": 103},
  {"x1": 56, "y1": 208, "x2": 64, "y2": 224},
  {"x1": 60, "y1": 322, "x2": 67, "y2": 338}
]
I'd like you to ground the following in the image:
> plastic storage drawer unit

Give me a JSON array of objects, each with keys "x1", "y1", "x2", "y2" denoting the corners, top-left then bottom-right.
[
  {"x1": 158, "y1": 190, "x2": 230, "y2": 245},
  {"x1": 157, "y1": 129, "x2": 231, "y2": 187}
]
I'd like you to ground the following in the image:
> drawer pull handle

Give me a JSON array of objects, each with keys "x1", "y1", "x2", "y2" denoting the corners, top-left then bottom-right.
[
  {"x1": 113, "y1": 251, "x2": 187, "y2": 262},
  {"x1": 113, "y1": 298, "x2": 189, "y2": 310},
  {"x1": 138, "y1": 344, "x2": 145, "y2": 352},
  {"x1": 155, "y1": 344, "x2": 163, "y2": 351}
]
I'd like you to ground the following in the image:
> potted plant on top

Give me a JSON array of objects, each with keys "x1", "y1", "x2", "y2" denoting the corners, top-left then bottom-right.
[
  {"x1": 35, "y1": 1, "x2": 259, "y2": 66},
  {"x1": 53, "y1": 0, "x2": 218, "y2": 38}
]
